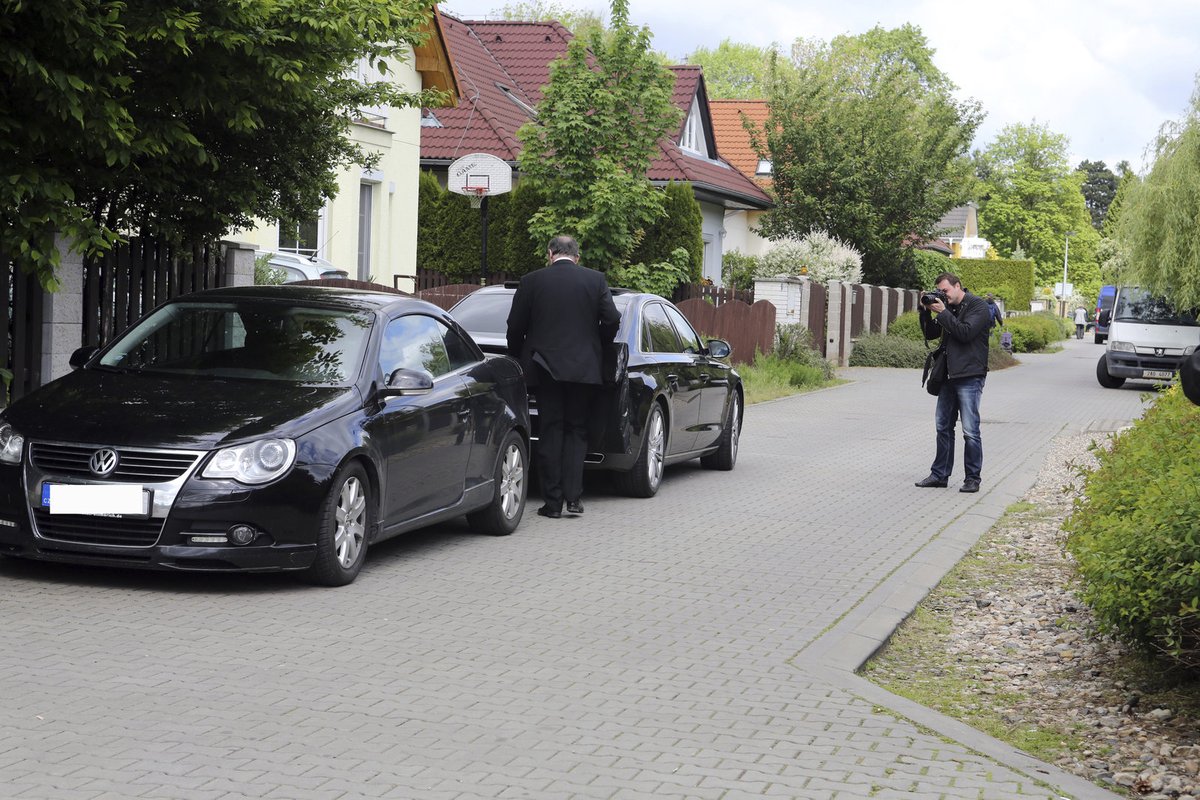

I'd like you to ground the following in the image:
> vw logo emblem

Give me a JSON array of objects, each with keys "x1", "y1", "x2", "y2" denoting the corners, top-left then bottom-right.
[{"x1": 89, "y1": 448, "x2": 119, "y2": 477}]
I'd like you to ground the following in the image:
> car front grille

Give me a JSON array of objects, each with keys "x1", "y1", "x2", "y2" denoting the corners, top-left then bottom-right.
[
  {"x1": 30, "y1": 443, "x2": 200, "y2": 482},
  {"x1": 31, "y1": 508, "x2": 163, "y2": 547}
]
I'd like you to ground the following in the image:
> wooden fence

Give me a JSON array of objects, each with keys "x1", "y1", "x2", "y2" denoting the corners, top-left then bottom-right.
[
  {"x1": 2, "y1": 255, "x2": 46, "y2": 403},
  {"x1": 676, "y1": 298, "x2": 775, "y2": 365},
  {"x1": 82, "y1": 238, "x2": 225, "y2": 349},
  {"x1": 672, "y1": 282, "x2": 755, "y2": 307}
]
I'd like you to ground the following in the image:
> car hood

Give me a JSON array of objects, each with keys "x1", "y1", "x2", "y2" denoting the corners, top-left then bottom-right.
[{"x1": 4, "y1": 368, "x2": 360, "y2": 450}]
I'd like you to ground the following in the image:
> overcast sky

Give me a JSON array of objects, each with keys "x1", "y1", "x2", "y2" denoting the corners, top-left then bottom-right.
[{"x1": 443, "y1": 0, "x2": 1200, "y2": 172}]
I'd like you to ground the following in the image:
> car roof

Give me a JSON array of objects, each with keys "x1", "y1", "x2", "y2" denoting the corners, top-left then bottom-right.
[{"x1": 177, "y1": 284, "x2": 441, "y2": 315}]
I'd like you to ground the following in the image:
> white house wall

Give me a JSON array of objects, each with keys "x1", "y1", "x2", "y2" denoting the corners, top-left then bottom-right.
[{"x1": 234, "y1": 57, "x2": 424, "y2": 290}]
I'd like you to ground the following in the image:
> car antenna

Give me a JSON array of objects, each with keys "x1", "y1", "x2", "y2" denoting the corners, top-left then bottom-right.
[{"x1": 308, "y1": 230, "x2": 338, "y2": 263}]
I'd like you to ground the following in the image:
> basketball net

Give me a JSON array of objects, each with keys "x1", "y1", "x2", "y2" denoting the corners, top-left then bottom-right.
[{"x1": 467, "y1": 187, "x2": 488, "y2": 209}]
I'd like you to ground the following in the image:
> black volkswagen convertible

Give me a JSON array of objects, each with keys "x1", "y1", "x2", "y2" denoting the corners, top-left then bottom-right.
[
  {"x1": 0, "y1": 286, "x2": 529, "y2": 586},
  {"x1": 450, "y1": 285, "x2": 742, "y2": 498}
]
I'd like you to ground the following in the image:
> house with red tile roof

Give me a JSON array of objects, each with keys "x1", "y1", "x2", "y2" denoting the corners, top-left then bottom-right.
[
  {"x1": 420, "y1": 13, "x2": 772, "y2": 284},
  {"x1": 237, "y1": 11, "x2": 459, "y2": 288},
  {"x1": 708, "y1": 99, "x2": 775, "y2": 260}
]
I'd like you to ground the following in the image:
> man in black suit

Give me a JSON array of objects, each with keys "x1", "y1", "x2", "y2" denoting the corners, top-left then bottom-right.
[{"x1": 507, "y1": 235, "x2": 621, "y2": 519}]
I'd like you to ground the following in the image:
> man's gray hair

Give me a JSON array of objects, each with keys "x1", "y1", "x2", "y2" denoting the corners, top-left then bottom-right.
[{"x1": 548, "y1": 235, "x2": 580, "y2": 260}]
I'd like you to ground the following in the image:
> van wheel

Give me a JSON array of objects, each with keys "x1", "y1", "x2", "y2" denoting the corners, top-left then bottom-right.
[{"x1": 1096, "y1": 354, "x2": 1125, "y2": 389}]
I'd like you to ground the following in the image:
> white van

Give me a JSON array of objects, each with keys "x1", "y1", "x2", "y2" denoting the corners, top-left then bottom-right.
[{"x1": 1096, "y1": 286, "x2": 1200, "y2": 388}]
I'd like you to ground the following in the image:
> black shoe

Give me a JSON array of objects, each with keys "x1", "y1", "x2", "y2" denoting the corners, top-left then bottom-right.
[
  {"x1": 536, "y1": 504, "x2": 562, "y2": 519},
  {"x1": 566, "y1": 500, "x2": 584, "y2": 515},
  {"x1": 960, "y1": 479, "x2": 980, "y2": 493},
  {"x1": 914, "y1": 476, "x2": 948, "y2": 488}
]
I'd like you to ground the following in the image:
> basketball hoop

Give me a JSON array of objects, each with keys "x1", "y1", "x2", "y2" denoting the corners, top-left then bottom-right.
[{"x1": 465, "y1": 186, "x2": 489, "y2": 209}]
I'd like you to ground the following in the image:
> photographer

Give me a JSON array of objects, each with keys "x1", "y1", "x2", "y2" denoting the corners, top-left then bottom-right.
[{"x1": 914, "y1": 272, "x2": 993, "y2": 493}]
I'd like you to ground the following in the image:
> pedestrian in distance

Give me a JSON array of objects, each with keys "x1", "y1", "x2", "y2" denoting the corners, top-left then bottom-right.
[
  {"x1": 506, "y1": 235, "x2": 621, "y2": 519},
  {"x1": 985, "y1": 293, "x2": 1003, "y2": 329},
  {"x1": 914, "y1": 272, "x2": 993, "y2": 494},
  {"x1": 1073, "y1": 305, "x2": 1087, "y2": 339}
]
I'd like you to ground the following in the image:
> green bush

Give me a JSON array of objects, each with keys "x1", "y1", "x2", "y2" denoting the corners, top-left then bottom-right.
[
  {"x1": 911, "y1": 248, "x2": 952, "y2": 290},
  {"x1": 887, "y1": 311, "x2": 925, "y2": 342},
  {"x1": 949, "y1": 257, "x2": 1036, "y2": 309},
  {"x1": 608, "y1": 247, "x2": 691, "y2": 297},
  {"x1": 722, "y1": 250, "x2": 759, "y2": 292},
  {"x1": 774, "y1": 324, "x2": 834, "y2": 380},
  {"x1": 1003, "y1": 313, "x2": 1066, "y2": 353},
  {"x1": 628, "y1": 181, "x2": 704, "y2": 281},
  {"x1": 848, "y1": 333, "x2": 930, "y2": 368},
  {"x1": 1065, "y1": 385, "x2": 1200, "y2": 667}
]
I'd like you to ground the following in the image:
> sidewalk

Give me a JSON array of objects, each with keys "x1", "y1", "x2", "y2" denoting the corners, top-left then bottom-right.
[{"x1": 0, "y1": 336, "x2": 1149, "y2": 799}]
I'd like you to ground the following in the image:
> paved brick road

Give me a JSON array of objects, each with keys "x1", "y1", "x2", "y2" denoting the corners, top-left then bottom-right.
[{"x1": 0, "y1": 337, "x2": 1148, "y2": 799}]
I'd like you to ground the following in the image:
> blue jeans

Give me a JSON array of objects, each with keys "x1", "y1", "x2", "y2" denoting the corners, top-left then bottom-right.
[{"x1": 930, "y1": 375, "x2": 985, "y2": 482}]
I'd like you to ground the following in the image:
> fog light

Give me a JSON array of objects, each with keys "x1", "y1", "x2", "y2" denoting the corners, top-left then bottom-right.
[
  {"x1": 0, "y1": 519, "x2": 16, "y2": 528},
  {"x1": 189, "y1": 535, "x2": 227, "y2": 545},
  {"x1": 228, "y1": 524, "x2": 257, "y2": 546}
]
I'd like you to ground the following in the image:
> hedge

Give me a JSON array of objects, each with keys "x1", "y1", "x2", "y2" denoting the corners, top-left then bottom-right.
[
  {"x1": 1065, "y1": 385, "x2": 1200, "y2": 667},
  {"x1": 946, "y1": 257, "x2": 1035, "y2": 310}
]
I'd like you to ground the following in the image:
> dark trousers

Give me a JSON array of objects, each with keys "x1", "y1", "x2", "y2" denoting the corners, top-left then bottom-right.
[{"x1": 534, "y1": 366, "x2": 596, "y2": 509}]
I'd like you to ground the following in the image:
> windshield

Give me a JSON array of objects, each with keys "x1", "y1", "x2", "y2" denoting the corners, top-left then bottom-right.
[
  {"x1": 1112, "y1": 288, "x2": 1200, "y2": 327},
  {"x1": 98, "y1": 301, "x2": 374, "y2": 384}
]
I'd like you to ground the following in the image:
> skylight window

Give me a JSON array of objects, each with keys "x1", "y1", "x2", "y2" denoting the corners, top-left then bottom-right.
[
  {"x1": 756, "y1": 159, "x2": 773, "y2": 175},
  {"x1": 497, "y1": 83, "x2": 538, "y2": 119}
]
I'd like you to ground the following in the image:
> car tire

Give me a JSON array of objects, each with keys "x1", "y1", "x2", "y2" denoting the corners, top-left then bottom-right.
[
  {"x1": 1096, "y1": 354, "x2": 1125, "y2": 389},
  {"x1": 700, "y1": 391, "x2": 740, "y2": 471},
  {"x1": 305, "y1": 462, "x2": 372, "y2": 587},
  {"x1": 467, "y1": 430, "x2": 527, "y2": 536},
  {"x1": 615, "y1": 402, "x2": 666, "y2": 498}
]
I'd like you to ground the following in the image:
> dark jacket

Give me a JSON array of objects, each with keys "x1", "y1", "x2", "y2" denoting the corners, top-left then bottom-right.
[
  {"x1": 920, "y1": 291, "x2": 991, "y2": 379},
  {"x1": 506, "y1": 259, "x2": 621, "y2": 385}
]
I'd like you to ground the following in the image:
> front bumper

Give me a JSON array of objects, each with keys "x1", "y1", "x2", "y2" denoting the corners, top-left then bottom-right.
[
  {"x1": 0, "y1": 444, "x2": 335, "y2": 574},
  {"x1": 1106, "y1": 351, "x2": 1184, "y2": 380}
]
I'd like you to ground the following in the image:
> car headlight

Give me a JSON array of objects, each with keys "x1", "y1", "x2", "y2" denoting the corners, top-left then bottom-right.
[
  {"x1": 202, "y1": 438, "x2": 296, "y2": 484},
  {"x1": 0, "y1": 422, "x2": 24, "y2": 465},
  {"x1": 1185, "y1": 345, "x2": 1196, "y2": 356},
  {"x1": 1109, "y1": 340, "x2": 1135, "y2": 353}
]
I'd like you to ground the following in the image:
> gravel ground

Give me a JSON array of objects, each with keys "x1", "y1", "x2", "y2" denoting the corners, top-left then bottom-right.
[{"x1": 867, "y1": 430, "x2": 1200, "y2": 799}]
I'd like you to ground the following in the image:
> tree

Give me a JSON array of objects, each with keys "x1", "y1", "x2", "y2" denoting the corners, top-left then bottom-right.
[
  {"x1": 756, "y1": 24, "x2": 982, "y2": 287},
  {"x1": 0, "y1": 0, "x2": 448, "y2": 288},
  {"x1": 975, "y1": 122, "x2": 1101, "y2": 299},
  {"x1": 516, "y1": 0, "x2": 681, "y2": 270},
  {"x1": 628, "y1": 181, "x2": 703, "y2": 279},
  {"x1": 1118, "y1": 74, "x2": 1200, "y2": 309},
  {"x1": 1077, "y1": 160, "x2": 1118, "y2": 230},
  {"x1": 492, "y1": 1, "x2": 605, "y2": 40},
  {"x1": 683, "y1": 39, "x2": 796, "y2": 99}
]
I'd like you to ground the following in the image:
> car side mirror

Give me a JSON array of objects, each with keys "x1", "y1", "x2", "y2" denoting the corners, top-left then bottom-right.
[
  {"x1": 69, "y1": 346, "x2": 100, "y2": 370},
  {"x1": 379, "y1": 368, "x2": 434, "y2": 398},
  {"x1": 706, "y1": 339, "x2": 732, "y2": 360},
  {"x1": 1099, "y1": 309, "x2": 1111, "y2": 326}
]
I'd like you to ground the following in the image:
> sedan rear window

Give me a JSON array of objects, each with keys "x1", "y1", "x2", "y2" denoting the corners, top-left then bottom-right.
[
  {"x1": 98, "y1": 301, "x2": 374, "y2": 384},
  {"x1": 451, "y1": 292, "x2": 516, "y2": 335}
]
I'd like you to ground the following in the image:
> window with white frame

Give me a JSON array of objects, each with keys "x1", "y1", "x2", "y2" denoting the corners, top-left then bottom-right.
[
  {"x1": 679, "y1": 96, "x2": 709, "y2": 157},
  {"x1": 353, "y1": 57, "x2": 390, "y2": 127},
  {"x1": 278, "y1": 208, "x2": 326, "y2": 257}
]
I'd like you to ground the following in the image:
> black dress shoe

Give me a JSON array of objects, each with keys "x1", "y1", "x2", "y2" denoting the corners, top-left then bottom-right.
[
  {"x1": 914, "y1": 476, "x2": 948, "y2": 488},
  {"x1": 566, "y1": 500, "x2": 584, "y2": 515},
  {"x1": 536, "y1": 505, "x2": 562, "y2": 519},
  {"x1": 960, "y1": 479, "x2": 980, "y2": 493}
]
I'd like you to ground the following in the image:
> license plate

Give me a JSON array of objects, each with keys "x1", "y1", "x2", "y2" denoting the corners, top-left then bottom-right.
[
  {"x1": 1143, "y1": 369, "x2": 1174, "y2": 380},
  {"x1": 42, "y1": 483, "x2": 151, "y2": 517}
]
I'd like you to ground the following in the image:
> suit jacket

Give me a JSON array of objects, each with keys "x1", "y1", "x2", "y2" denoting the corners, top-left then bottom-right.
[{"x1": 506, "y1": 259, "x2": 621, "y2": 385}]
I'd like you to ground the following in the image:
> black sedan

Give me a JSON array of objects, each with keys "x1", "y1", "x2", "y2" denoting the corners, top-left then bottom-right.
[
  {"x1": 450, "y1": 285, "x2": 742, "y2": 497},
  {"x1": 0, "y1": 286, "x2": 530, "y2": 586}
]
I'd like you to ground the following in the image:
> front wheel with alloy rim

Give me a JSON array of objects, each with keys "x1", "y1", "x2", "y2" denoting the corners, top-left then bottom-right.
[
  {"x1": 305, "y1": 462, "x2": 372, "y2": 586},
  {"x1": 616, "y1": 402, "x2": 666, "y2": 498},
  {"x1": 700, "y1": 391, "x2": 740, "y2": 470},
  {"x1": 467, "y1": 430, "x2": 527, "y2": 535}
]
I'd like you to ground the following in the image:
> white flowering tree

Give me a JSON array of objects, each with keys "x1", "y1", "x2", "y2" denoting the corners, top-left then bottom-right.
[{"x1": 755, "y1": 230, "x2": 864, "y2": 284}]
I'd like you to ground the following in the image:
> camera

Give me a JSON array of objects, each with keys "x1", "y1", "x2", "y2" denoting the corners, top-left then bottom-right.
[{"x1": 921, "y1": 289, "x2": 948, "y2": 307}]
